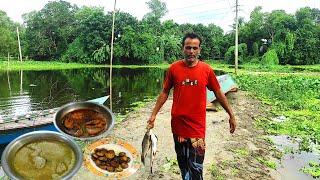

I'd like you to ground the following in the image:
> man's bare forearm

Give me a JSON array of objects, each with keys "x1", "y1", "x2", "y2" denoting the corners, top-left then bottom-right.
[
  {"x1": 215, "y1": 90, "x2": 234, "y2": 117},
  {"x1": 151, "y1": 91, "x2": 169, "y2": 117}
]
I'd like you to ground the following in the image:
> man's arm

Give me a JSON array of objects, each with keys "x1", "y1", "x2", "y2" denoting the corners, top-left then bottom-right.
[
  {"x1": 214, "y1": 89, "x2": 236, "y2": 133},
  {"x1": 147, "y1": 91, "x2": 169, "y2": 129}
]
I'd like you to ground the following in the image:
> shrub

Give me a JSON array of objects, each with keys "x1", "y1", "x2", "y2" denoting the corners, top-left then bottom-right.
[{"x1": 261, "y1": 49, "x2": 279, "y2": 66}]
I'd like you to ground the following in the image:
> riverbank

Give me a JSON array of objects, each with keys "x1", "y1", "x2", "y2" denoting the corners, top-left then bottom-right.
[
  {"x1": 2, "y1": 60, "x2": 319, "y2": 73},
  {"x1": 0, "y1": 60, "x2": 169, "y2": 71},
  {"x1": 72, "y1": 90, "x2": 280, "y2": 179}
]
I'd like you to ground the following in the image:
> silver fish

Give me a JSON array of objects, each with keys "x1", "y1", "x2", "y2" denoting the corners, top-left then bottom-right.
[
  {"x1": 141, "y1": 129, "x2": 158, "y2": 173},
  {"x1": 150, "y1": 132, "x2": 158, "y2": 174},
  {"x1": 141, "y1": 129, "x2": 151, "y2": 165}
]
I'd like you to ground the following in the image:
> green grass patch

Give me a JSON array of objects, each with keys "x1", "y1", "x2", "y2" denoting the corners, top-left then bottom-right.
[
  {"x1": 232, "y1": 148, "x2": 249, "y2": 157},
  {"x1": 0, "y1": 60, "x2": 103, "y2": 71},
  {"x1": 161, "y1": 157, "x2": 179, "y2": 174},
  {"x1": 301, "y1": 161, "x2": 320, "y2": 178},
  {"x1": 256, "y1": 157, "x2": 277, "y2": 169},
  {"x1": 209, "y1": 162, "x2": 225, "y2": 180},
  {"x1": 0, "y1": 60, "x2": 170, "y2": 71},
  {"x1": 235, "y1": 73, "x2": 320, "y2": 151}
]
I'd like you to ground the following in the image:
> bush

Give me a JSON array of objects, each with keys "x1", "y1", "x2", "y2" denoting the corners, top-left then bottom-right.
[{"x1": 261, "y1": 49, "x2": 279, "y2": 66}]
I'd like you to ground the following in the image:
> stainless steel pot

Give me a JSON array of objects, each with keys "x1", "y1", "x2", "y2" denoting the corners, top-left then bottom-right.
[
  {"x1": 1, "y1": 131, "x2": 83, "y2": 180},
  {"x1": 54, "y1": 101, "x2": 115, "y2": 141}
]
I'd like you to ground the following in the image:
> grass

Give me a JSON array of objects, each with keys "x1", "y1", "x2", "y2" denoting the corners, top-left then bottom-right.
[
  {"x1": 232, "y1": 148, "x2": 249, "y2": 157},
  {"x1": 161, "y1": 157, "x2": 179, "y2": 174},
  {"x1": 256, "y1": 157, "x2": 277, "y2": 169},
  {"x1": 209, "y1": 163, "x2": 225, "y2": 180},
  {"x1": 115, "y1": 97, "x2": 155, "y2": 123},
  {"x1": 301, "y1": 161, "x2": 320, "y2": 178},
  {"x1": 0, "y1": 60, "x2": 170, "y2": 71},
  {"x1": 0, "y1": 60, "x2": 103, "y2": 71},
  {"x1": 234, "y1": 73, "x2": 320, "y2": 152},
  {"x1": 227, "y1": 64, "x2": 319, "y2": 177}
]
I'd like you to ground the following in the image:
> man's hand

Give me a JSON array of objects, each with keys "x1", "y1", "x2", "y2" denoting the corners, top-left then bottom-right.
[
  {"x1": 229, "y1": 115, "x2": 236, "y2": 133},
  {"x1": 147, "y1": 115, "x2": 156, "y2": 129}
]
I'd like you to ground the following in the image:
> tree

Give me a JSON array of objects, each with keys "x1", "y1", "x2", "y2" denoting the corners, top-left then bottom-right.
[
  {"x1": 23, "y1": 0, "x2": 78, "y2": 60},
  {"x1": 292, "y1": 7, "x2": 320, "y2": 64},
  {"x1": 265, "y1": 10, "x2": 296, "y2": 43},
  {"x1": 0, "y1": 10, "x2": 19, "y2": 58},
  {"x1": 144, "y1": 0, "x2": 168, "y2": 19},
  {"x1": 161, "y1": 20, "x2": 181, "y2": 63},
  {"x1": 239, "y1": 7, "x2": 267, "y2": 56},
  {"x1": 72, "y1": 7, "x2": 110, "y2": 63}
]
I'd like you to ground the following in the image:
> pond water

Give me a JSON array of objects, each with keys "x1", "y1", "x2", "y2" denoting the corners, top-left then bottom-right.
[
  {"x1": 269, "y1": 135, "x2": 319, "y2": 180},
  {"x1": 0, "y1": 68, "x2": 166, "y2": 119}
]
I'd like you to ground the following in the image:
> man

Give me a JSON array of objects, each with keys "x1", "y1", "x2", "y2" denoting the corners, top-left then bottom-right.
[{"x1": 147, "y1": 32, "x2": 236, "y2": 179}]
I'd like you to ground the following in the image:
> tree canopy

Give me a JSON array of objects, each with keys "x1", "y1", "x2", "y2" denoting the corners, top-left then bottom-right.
[{"x1": 0, "y1": 0, "x2": 319, "y2": 65}]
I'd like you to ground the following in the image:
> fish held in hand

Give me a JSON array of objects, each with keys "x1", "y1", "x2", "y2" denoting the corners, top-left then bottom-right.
[
  {"x1": 141, "y1": 129, "x2": 158, "y2": 173},
  {"x1": 141, "y1": 129, "x2": 151, "y2": 165}
]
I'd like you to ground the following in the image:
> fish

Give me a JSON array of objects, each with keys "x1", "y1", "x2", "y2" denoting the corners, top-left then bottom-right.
[
  {"x1": 141, "y1": 129, "x2": 151, "y2": 165},
  {"x1": 150, "y1": 132, "x2": 158, "y2": 174},
  {"x1": 141, "y1": 129, "x2": 158, "y2": 173}
]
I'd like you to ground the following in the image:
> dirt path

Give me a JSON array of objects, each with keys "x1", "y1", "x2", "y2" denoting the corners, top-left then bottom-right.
[{"x1": 74, "y1": 90, "x2": 281, "y2": 179}]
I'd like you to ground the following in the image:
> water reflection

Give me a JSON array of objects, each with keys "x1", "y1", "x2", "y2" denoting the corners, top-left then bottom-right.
[
  {"x1": 0, "y1": 68, "x2": 165, "y2": 120},
  {"x1": 269, "y1": 135, "x2": 319, "y2": 180}
]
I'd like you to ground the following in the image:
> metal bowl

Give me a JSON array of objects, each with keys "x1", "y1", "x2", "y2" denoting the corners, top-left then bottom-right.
[
  {"x1": 1, "y1": 131, "x2": 83, "y2": 180},
  {"x1": 54, "y1": 101, "x2": 115, "y2": 141}
]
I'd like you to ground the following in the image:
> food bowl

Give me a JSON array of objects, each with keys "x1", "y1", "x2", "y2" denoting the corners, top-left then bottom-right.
[
  {"x1": 54, "y1": 101, "x2": 115, "y2": 141},
  {"x1": 1, "y1": 131, "x2": 83, "y2": 180}
]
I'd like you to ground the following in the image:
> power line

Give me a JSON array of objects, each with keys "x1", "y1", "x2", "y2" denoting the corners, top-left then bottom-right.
[
  {"x1": 164, "y1": 7, "x2": 231, "y2": 19},
  {"x1": 167, "y1": 0, "x2": 227, "y2": 12}
]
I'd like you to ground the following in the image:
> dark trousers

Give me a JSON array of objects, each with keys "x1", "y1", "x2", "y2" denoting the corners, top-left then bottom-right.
[{"x1": 173, "y1": 136, "x2": 205, "y2": 180}]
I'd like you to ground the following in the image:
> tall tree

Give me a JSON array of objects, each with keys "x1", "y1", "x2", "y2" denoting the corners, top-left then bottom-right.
[
  {"x1": 23, "y1": 0, "x2": 77, "y2": 60},
  {"x1": 144, "y1": 0, "x2": 168, "y2": 19},
  {"x1": 292, "y1": 7, "x2": 320, "y2": 64},
  {"x1": 0, "y1": 10, "x2": 19, "y2": 58},
  {"x1": 239, "y1": 6, "x2": 267, "y2": 56}
]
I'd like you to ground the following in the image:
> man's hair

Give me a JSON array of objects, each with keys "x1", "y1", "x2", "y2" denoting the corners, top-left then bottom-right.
[{"x1": 182, "y1": 32, "x2": 202, "y2": 47}]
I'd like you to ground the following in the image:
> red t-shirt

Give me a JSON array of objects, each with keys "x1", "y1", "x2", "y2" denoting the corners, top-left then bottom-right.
[{"x1": 163, "y1": 60, "x2": 220, "y2": 138}]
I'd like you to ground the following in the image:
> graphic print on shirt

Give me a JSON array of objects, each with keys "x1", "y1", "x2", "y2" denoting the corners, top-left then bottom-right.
[{"x1": 181, "y1": 78, "x2": 198, "y2": 86}]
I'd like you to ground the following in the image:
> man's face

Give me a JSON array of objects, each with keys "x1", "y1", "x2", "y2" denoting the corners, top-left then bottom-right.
[{"x1": 183, "y1": 38, "x2": 201, "y2": 64}]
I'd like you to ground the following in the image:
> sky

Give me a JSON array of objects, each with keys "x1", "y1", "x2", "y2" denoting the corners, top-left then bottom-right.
[{"x1": 1, "y1": 0, "x2": 319, "y2": 32}]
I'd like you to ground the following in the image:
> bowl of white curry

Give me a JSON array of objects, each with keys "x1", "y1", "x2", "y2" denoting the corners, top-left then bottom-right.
[{"x1": 1, "y1": 131, "x2": 83, "y2": 180}]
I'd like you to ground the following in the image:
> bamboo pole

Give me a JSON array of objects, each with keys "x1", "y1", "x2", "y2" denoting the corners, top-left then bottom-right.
[
  {"x1": 7, "y1": 70, "x2": 11, "y2": 96},
  {"x1": 109, "y1": 0, "x2": 117, "y2": 110},
  {"x1": 20, "y1": 70, "x2": 23, "y2": 95},
  {"x1": 17, "y1": 27, "x2": 22, "y2": 62},
  {"x1": 234, "y1": 0, "x2": 239, "y2": 75}
]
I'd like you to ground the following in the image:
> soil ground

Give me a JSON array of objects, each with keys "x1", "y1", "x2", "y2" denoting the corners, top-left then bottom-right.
[{"x1": 74, "y1": 90, "x2": 281, "y2": 180}]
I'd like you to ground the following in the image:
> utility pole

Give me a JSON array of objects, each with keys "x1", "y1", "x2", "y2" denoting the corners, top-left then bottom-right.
[
  {"x1": 109, "y1": 0, "x2": 116, "y2": 110},
  {"x1": 235, "y1": 0, "x2": 239, "y2": 75},
  {"x1": 16, "y1": 27, "x2": 22, "y2": 62}
]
